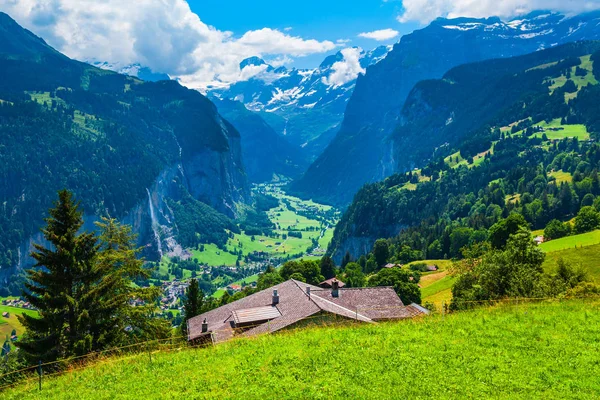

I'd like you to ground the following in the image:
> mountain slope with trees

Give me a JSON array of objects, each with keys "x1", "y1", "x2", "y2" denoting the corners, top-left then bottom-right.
[
  {"x1": 0, "y1": 12, "x2": 250, "y2": 290},
  {"x1": 291, "y1": 11, "x2": 600, "y2": 206},
  {"x1": 328, "y1": 41, "x2": 600, "y2": 263}
]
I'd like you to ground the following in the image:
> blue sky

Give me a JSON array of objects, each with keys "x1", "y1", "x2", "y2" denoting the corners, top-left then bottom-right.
[
  {"x1": 188, "y1": 0, "x2": 418, "y2": 68},
  {"x1": 4, "y1": 0, "x2": 600, "y2": 89}
]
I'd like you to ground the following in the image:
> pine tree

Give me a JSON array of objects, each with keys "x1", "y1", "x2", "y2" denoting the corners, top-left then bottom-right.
[
  {"x1": 17, "y1": 192, "x2": 169, "y2": 363},
  {"x1": 92, "y1": 217, "x2": 169, "y2": 347},
  {"x1": 17, "y1": 190, "x2": 99, "y2": 362},
  {"x1": 181, "y1": 278, "x2": 204, "y2": 337},
  {"x1": 319, "y1": 256, "x2": 336, "y2": 280}
]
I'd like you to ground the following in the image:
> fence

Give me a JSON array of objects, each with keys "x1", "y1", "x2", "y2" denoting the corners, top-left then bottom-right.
[{"x1": 1, "y1": 294, "x2": 599, "y2": 393}]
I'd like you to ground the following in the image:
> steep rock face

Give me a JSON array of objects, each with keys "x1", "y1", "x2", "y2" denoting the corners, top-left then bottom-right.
[
  {"x1": 0, "y1": 12, "x2": 249, "y2": 279},
  {"x1": 210, "y1": 97, "x2": 307, "y2": 182},
  {"x1": 291, "y1": 11, "x2": 600, "y2": 206}
]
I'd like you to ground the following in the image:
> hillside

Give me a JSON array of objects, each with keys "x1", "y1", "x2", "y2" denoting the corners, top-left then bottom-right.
[
  {"x1": 291, "y1": 11, "x2": 600, "y2": 206},
  {"x1": 5, "y1": 300, "x2": 600, "y2": 398},
  {"x1": 328, "y1": 41, "x2": 600, "y2": 262},
  {"x1": 0, "y1": 13, "x2": 250, "y2": 289}
]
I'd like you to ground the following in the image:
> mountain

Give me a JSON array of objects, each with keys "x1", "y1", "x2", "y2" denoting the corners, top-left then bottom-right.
[
  {"x1": 87, "y1": 61, "x2": 171, "y2": 82},
  {"x1": 210, "y1": 46, "x2": 392, "y2": 158},
  {"x1": 0, "y1": 12, "x2": 250, "y2": 283},
  {"x1": 210, "y1": 98, "x2": 307, "y2": 182},
  {"x1": 291, "y1": 11, "x2": 600, "y2": 206},
  {"x1": 328, "y1": 40, "x2": 600, "y2": 261}
]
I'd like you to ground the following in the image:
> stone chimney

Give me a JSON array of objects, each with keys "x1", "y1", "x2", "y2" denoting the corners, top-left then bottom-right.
[
  {"x1": 201, "y1": 318, "x2": 208, "y2": 333},
  {"x1": 306, "y1": 286, "x2": 311, "y2": 298},
  {"x1": 332, "y1": 279, "x2": 339, "y2": 298},
  {"x1": 272, "y1": 289, "x2": 279, "y2": 306}
]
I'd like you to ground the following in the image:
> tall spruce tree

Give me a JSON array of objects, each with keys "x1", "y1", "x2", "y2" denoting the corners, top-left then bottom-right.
[
  {"x1": 92, "y1": 217, "x2": 170, "y2": 346},
  {"x1": 181, "y1": 279, "x2": 204, "y2": 338},
  {"x1": 17, "y1": 190, "x2": 99, "y2": 362},
  {"x1": 17, "y1": 191, "x2": 169, "y2": 363}
]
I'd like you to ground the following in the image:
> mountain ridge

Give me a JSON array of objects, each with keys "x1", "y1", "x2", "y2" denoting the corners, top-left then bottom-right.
[{"x1": 291, "y1": 11, "x2": 600, "y2": 206}]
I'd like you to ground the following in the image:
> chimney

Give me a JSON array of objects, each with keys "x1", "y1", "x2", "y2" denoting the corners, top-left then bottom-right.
[
  {"x1": 332, "y1": 279, "x2": 339, "y2": 298},
  {"x1": 306, "y1": 286, "x2": 311, "y2": 298},
  {"x1": 272, "y1": 289, "x2": 279, "y2": 306},
  {"x1": 201, "y1": 318, "x2": 208, "y2": 333}
]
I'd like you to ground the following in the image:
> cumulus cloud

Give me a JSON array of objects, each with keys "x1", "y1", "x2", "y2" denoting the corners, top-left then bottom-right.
[
  {"x1": 322, "y1": 47, "x2": 366, "y2": 88},
  {"x1": 2, "y1": 0, "x2": 337, "y2": 90},
  {"x1": 358, "y1": 29, "x2": 400, "y2": 41},
  {"x1": 398, "y1": 0, "x2": 600, "y2": 24}
]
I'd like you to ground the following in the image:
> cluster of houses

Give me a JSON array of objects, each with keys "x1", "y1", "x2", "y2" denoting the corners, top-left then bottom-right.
[
  {"x1": 159, "y1": 280, "x2": 189, "y2": 311},
  {"x1": 1, "y1": 298, "x2": 35, "y2": 310}
]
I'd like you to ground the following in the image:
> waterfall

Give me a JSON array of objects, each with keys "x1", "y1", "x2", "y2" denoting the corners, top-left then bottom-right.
[
  {"x1": 172, "y1": 132, "x2": 186, "y2": 179},
  {"x1": 146, "y1": 188, "x2": 163, "y2": 258}
]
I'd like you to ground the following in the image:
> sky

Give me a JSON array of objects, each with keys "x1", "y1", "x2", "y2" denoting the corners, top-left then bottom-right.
[{"x1": 3, "y1": 0, "x2": 600, "y2": 90}]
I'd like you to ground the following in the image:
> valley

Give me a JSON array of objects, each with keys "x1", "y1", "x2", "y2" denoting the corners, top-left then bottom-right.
[
  {"x1": 152, "y1": 183, "x2": 339, "y2": 298},
  {"x1": 5, "y1": 6, "x2": 600, "y2": 398}
]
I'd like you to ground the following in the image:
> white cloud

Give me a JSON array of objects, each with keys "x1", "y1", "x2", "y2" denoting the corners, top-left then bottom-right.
[
  {"x1": 358, "y1": 29, "x2": 400, "y2": 41},
  {"x1": 321, "y1": 47, "x2": 365, "y2": 88},
  {"x1": 398, "y1": 0, "x2": 600, "y2": 24},
  {"x1": 2, "y1": 0, "x2": 337, "y2": 90}
]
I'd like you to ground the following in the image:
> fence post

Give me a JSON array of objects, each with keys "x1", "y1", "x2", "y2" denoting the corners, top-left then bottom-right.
[
  {"x1": 37, "y1": 360, "x2": 42, "y2": 391},
  {"x1": 148, "y1": 341, "x2": 152, "y2": 363},
  {"x1": 442, "y1": 301, "x2": 445, "y2": 320}
]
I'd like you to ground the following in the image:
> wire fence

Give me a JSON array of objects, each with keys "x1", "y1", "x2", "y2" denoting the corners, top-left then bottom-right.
[{"x1": 1, "y1": 294, "x2": 600, "y2": 393}]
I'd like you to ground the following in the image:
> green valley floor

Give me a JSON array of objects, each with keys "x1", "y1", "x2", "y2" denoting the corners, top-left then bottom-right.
[{"x1": 5, "y1": 299, "x2": 600, "y2": 399}]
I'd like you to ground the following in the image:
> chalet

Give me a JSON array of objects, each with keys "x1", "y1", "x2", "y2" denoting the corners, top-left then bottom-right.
[
  {"x1": 1, "y1": 312, "x2": 8, "y2": 318},
  {"x1": 534, "y1": 235, "x2": 545, "y2": 245},
  {"x1": 227, "y1": 284, "x2": 242, "y2": 293},
  {"x1": 426, "y1": 265, "x2": 438, "y2": 272},
  {"x1": 384, "y1": 263, "x2": 402, "y2": 269},
  {"x1": 318, "y1": 278, "x2": 346, "y2": 289},
  {"x1": 187, "y1": 279, "x2": 429, "y2": 344}
]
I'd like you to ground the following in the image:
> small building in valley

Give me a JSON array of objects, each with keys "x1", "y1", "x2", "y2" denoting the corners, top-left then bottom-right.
[
  {"x1": 318, "y1": 278, "x2": 345, "y2": 289},
  {"x1": 187, "y1": 279, "x2": 428, "y2": 344}
]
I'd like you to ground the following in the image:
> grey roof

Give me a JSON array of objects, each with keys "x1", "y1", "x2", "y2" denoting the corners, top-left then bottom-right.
[
  {"x1": 232, "y1": 306, "x2": 282, "y2": 325},
  {"x1": 187, "y1": 279, "x2": 427, "y2": 343}
]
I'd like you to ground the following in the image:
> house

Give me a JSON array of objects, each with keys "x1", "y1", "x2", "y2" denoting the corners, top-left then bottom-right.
[
  {"x1": 187, "y1": 279, "x2": 429, "y2": 344},
  {"x1": 384, "y1": 263, "x2": 402, "y2": 269},
  {"x1": 318, "y1": 278, "x2": 346, "y2": 289},
  {"x1": 227, "y1": 284, "x2": 242, "y2": 293},
  {"x1": 1, "y1": 312, "x2": 8, "y2": 318},
  {"x1": 534, "y1": 235, "x2": 545, "y2": 245},
  {"x1": 426, "y1": 265, "x2": 438, "y2": 272}
]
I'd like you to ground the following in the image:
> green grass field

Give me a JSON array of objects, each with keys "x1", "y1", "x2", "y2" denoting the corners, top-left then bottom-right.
[
  {"x1": 539, "y1": 230, "x2": 600, "y2": 253},
  {"x1": 549, "y1": 169, "x2": 573, "y2": 184},
  {"x1": 174, "y1": 186, "x2": 338, "y2": 269},
  {"x1": 531, "y1": 119, "x2": 590, "y2": 140},
  {"x1": 543, "y1": 243, "x2": 600, "y2": 283},
  {"x1": 6, "y1": 300, "x2": 600, "y2": 399},
  {"x1": 0, "y1": 304, "x2": 38, "y2": 337}
]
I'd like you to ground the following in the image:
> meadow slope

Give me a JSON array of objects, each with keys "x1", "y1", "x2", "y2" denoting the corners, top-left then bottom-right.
[{"x1": 5, "y1": 300, "x2": 600, "y2": 399}]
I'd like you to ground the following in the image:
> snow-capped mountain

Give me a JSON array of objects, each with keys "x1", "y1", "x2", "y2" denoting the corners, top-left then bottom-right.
[
  {"x1": 86, "y1": 61, "x2": 170, "y2": 82},
  {"x1": 209, "y1": 46, "x2": 392, "y2": 157}
]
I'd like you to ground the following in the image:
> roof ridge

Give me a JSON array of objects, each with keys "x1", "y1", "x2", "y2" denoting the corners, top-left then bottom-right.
[{"x1": 310, "y1": 295, "x2": 373, "y2": 322}]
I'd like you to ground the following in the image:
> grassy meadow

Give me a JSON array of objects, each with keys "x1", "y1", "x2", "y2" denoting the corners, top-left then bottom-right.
[
  {"x1": 539, "y1": 230, "x2": 600, "y2": 253},
  {"x1": 5, "y1": 300, "x2": 600, "y2": 399},
  {"x1": 0, "y1": 303, "x2": 38, "y2": 337}
]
